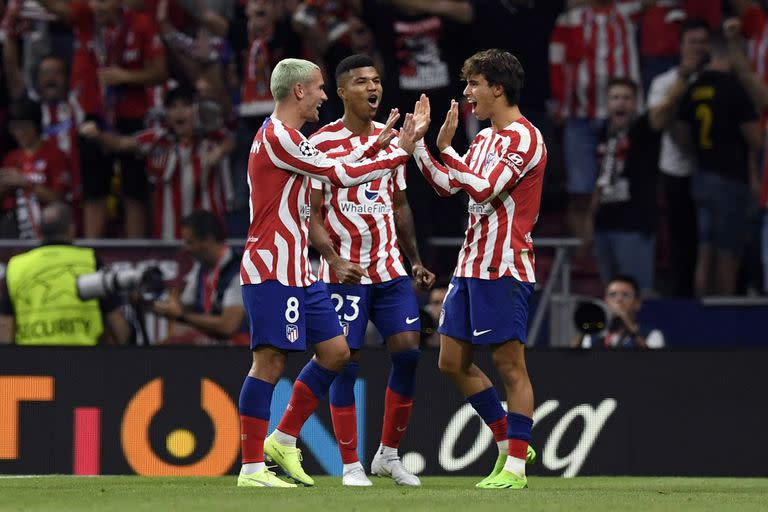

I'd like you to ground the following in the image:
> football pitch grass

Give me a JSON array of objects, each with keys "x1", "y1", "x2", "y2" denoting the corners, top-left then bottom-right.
[{"x1": 2, "y1": 476, "x2": 768, "y2": 512}]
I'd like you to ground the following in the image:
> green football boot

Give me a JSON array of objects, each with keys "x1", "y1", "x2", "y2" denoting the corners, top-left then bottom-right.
[
  {"x1": 263, "y1": 432, "x2": 315, "y2": 486},
  {"x1": 475, "y1": 445, "x2": 536, "y2": 488},
  {"x1": 236, "y1": 467, "x2": 297, "y2": 488},
  {"x1": 476, "y1": 469, "x2": 528, "y2": 490}
]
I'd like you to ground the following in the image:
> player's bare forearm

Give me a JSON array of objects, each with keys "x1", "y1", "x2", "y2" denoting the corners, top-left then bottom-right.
[
  {"x1": 393, "y1": 191, "x2": 422, "y2": 266},
  {"x1": 309, "y1": 189, "x2": 342, "y2": 265}
]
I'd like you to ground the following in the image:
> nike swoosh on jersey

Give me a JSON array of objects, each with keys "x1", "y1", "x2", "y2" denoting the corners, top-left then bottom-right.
[
  {"x1": 405, "y1": 317, "x2": 419, "y2": 324},
  {"x1": 340, "y1": 439, "x2": 354, "y2": 445},
  {"x1": 473, "y1": 329, "x2": 493, "y2": 336}
]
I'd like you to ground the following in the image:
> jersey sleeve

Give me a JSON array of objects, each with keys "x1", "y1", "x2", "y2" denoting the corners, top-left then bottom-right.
[
  {"x1": 323, "y1": 139, "x2": 381, "y2": 162},
  {"x1": 412, "y1": 139, "x2": 461, "y2": 197},
  {"x1": 440, "y1": 130, "x2": 545, "y2": 204},
  {"x1": 264, "y1": 121, "x2": 408, "y2": 188}
]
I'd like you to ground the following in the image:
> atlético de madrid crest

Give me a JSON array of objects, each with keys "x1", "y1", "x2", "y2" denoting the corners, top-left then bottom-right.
[{"x1": 286, "y1": 324, "x2": 299, "y2": 343}]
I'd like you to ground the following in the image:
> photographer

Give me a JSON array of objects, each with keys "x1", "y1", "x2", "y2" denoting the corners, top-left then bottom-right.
[
  {"x1": 0, "y1": 202, "x2": 131, "y2": 345},
  {"x1": 150, "y1": 210, "x2": 248, "y2": 345},
  {"x1": 572, "y1": 275, "x2": 665, "y2": 349}
]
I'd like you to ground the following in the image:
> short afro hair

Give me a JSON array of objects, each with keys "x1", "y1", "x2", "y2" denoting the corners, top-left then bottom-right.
[{"x1": 335, "y1": 53, "x2": 376, "y2": 83}]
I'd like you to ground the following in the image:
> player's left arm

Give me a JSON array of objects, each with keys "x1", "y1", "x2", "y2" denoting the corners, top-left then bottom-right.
[
  {"x1": 393, "y1": 189, "x2": 435, "y2": 290},
  {"x1": 438, "y1": 101, "x2": 542, "y2": 204}
]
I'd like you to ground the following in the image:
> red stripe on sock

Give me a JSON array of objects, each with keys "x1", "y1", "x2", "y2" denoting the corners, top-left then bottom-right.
[
  {"x1": 241, "y1": 415, "x2": 268, "y2": 463},
  {"x1": 277, "y1": 380, "x2": 320, "y2": 438},
  {"x1": 380, "y1": 387, "x2": 413, "y2": 449},
  {"x1": 488, "y1": 416, "x2": 507, "y2": 443},
  {"x1": 330, "y1": 404, "x2": 358, "y2": 464},
  {"x1": 508, "y1": 438, "x2": 528, "y2": 460}
]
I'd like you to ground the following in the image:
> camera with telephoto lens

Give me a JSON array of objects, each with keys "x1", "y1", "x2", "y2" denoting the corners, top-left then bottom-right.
[
  {"x1": 573, "y1": 299, "x2": 611, "y2": 334},
  {"x1": 76, "y1": 266, "x2": 166, "y2": 302}
]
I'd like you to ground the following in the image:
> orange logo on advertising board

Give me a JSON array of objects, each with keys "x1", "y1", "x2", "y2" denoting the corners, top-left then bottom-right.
[
  {"x1": 121, "y1": 378, "x2": 240, "y2": 476},
  {"x1": 0, "y1": 376, "x2": 54, "y2": 460}
]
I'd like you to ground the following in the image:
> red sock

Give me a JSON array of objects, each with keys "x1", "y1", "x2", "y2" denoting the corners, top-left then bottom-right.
[
  {"x1": 241, "y1": 416, "x2": 268, "y2": 463},
  {"x1": 488, "y1": 416, "x2": 507, "y2": 443},
  {"x1": 277, "y1": 380, "x2": 320, "y2": 437},
  {"x1": 380, "y1": 387, "x2": 413, "y2": 448},
  {"x1": 508, "y1": 438, "x2": 528, "y2": 460},
  {"x1": 330, "y1": 404, "x2": 358, "y2": 464}
]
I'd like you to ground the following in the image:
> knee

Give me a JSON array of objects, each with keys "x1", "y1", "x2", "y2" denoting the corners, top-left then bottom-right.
[
  {"x1": 491, "y1": 352, "x2": 527, "y2": 386},
  {"x1": 251, "y1": 349, "x2": 286, "y2": 382},
  {"x1": 438, "y1": 353, "x2": 463, "y2": 379},
  {"x1": 319, "y1": 342, "x2": 350, "y2": 372}
]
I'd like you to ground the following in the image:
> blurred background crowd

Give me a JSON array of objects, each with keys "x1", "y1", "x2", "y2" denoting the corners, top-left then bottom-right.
[{"x1": 0, "y1": 0, "x2": 767, "y2": 304}]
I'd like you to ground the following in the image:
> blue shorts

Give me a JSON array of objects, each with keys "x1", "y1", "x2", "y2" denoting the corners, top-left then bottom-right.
[
  {"x1": 692, "y1": 170, "x2": 754, "y2": 253},
  {"x1": 242, "y1": 281, "x2": 343, "y2": 351},
  {"x1": 326, "y1": 276, "x2": 421, "y2": 350},
  {"x1": 564, "y1": 118, "x2": 600, "y2": 194},
  {"x1": 438, "y1": 276, "x2": 534, "y2": 346}
]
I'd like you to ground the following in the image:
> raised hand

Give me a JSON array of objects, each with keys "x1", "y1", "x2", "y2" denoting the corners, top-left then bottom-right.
[
  {"x1": 397, "y1": 113, "x2": 416, "y2": 154},
  {"x1": 437, "y1": 100, "x2": 459, "y2": 152},
  {"x1": 723, "y1": 17, "x2": 742, "y2": 41},
  {"x1": 376, "y1": 108, "x2": 400, "y2": 149},
  {"x1": 79, "y1": 121, "x2": 102, "y2": 139},
  {"x1": 412, "y1": 93, "x2": 431, "y2": 141}
]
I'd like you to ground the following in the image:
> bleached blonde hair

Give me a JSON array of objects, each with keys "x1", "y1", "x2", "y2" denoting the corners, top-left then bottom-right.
[{"x1": 270, "y1": 58, "x2": 320, "y2": 101}]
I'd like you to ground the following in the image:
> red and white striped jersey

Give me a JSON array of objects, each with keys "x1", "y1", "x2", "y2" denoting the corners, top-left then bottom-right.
[
  {"x1": 741, "y1": 4, "x2": 768, "y2": 88},
  {"x1": 739, "y1": 4, "x2": 768, "y2": 208},
  {"x1": 309, "y1": 119, "x2": 408, "y2": 284},
  {"x1": 41, "y1": 98, "x2": 85, "y2": 201},
  {"x1": 414, "y1": 117, "x2": 546, "y2": 282},
  {"x1": 239, "y1": 36, "x2": 276, "y2": 117},
  {"x1": 240, "y1": 116, "x2": 410, "y2": 287},
  {"x1": 549, "y1": 3, "x2": 642, "y2": 119},
  {"x1": 136, "y1": 128, "x2": 234, "y2": 239}
]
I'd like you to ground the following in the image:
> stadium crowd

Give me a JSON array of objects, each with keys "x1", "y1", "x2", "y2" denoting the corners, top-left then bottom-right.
[{"x1": 0, "y1": 0, "x2": 766, "y2": 300}]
